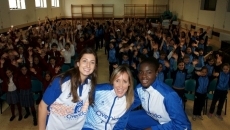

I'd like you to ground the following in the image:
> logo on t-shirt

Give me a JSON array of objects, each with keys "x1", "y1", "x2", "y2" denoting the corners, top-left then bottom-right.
[
  {"x1": 50, "y1": 100, "x2": 89, "y2": 120},
  {"x1": 100, "y1": 101, "x2": 105, "y2": 105},
  {"x1": 147, "y1": 111, "x2": 162, "y2": 120},
  {"x1": 96, "y1": 110, "x2": 120, "y2": 121}
]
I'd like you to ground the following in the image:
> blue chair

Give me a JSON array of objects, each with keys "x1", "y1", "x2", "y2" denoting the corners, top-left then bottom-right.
[
  {"x1": 166, "y1": 72, "x2": 171, "y2": 79},
  {"x1": 0, "y1": 93, "x2": 7, "y2": 114},
  {"x1": 184, "y1": 79, "x2": 196, "y2": 100},
  {"x1": 31, "y1": 80, "x2": 43, "y2": 102},
  {"x1": 61, "y1": 64, "x2": 71, "y2": 73},
  {"x1": 71, "y1": 58, "x2": 75, "y2": 67},
  {"x1": 204, "y1": 79, "x2": 217, "y2": 114},
  {"x1": 205, "y1": 79, "x2": 227, "y2": 115},
  {"x1": 164, "y1": 78, "x2": 173, "y2": 87},
  {"x1": 184, "y1": 79, "x2": 196, "y2": 109}
]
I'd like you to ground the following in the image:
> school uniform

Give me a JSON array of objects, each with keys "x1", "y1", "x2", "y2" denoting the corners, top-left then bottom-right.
[
  {"x1": 43, "y1": 62, "x2": 61, "y2": 77},
  {"x1": 172, "y1": 69, "x2": 187, "y2": 101},
  {"x1": 180, "y1": 45, "x2": 187, "y2": 52},
  {"x1": 193, "y1": 75, "x2": 209, "y2": 116},
  {"x1": 108, "y1": 48, "x2": 117, "y2": 77},
  {"x1": 184, "y1": 63, "x2": 194, "y2": 79},
  {"x1": 95, "y1": 28, "x2": 100, "y2": 51},
  {"x1": 153, "y1": 51, "x2": 160, "y2": 59},
  {"x1": 132, "y1": 56, "x2": 139, "y2": 66},
  {"x1": 119, "y1": 50, "x2": 132, "y2": 65},
  {"x1": 17, "y1": 73, "x2": 34, "y2": 107},
  {"x1": 76, "y1": 40, "x2": 87, "y2": 54},
  {"x1": 0, "y1": 74, "x2": 20, "y2": 105},
  {"x1": 209, "y1": 72, "x2": 230, "y2": 115},
  {"x1": 85, "y1": 38, "x2": 95, "y2": 49},
  {"x1": 2, "y1": 58, "x2": 20, "y2": 73},
  {"x1": 62, "y1": 44, "x2": 75, "y2": 64},
  {"x1": 169, "y1": 58, "x2": 177, "y2": 72},
  {"x1": 43, "y1": 77, "x2": 92, "y2": 130},
  {"x1": 18, "y1": 53, "x2": 29, "y2": 66},
  {"x1": 32, "y1": 63, "x2": 44, "y2": 77},
  {"x1": 187, "y1": 54, "x2": 194, "y2": 64},
  {"x1": 103, "y1": 31, "x2": 110, "y2": 54},
  {"x1": 205, "y1": 63, "x2": 214, "y2": 79},
  {"x1": 156, "y1": 71, "x2": 164, "y2": 82},
  {"x1": 83, "y1": 83, "x2": 131, "y2": 130},
  {"x1": 126, "y1": 80, "x2": 191, "y2": 130},
  {"x1": 158, "y1": 59, "x2": 166, "y2": 71},
  {"x1": 195, "y1": 55, "x2": 204, "y2": 70},
  {"x1": 32, "y1": 72, "x2": 51, "y2": 92},
  {"x1": 46, "y1": 50, "x2": 61, "y2": 61},
  {"x1": 198, "y1": 43, "x2": 204, "y2": 50},
  {"x1": 121, "y1": 60, "x2": 130, "y2": 66}
]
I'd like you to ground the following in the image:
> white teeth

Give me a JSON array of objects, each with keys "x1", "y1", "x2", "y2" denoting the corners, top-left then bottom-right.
[
  {"x1": 142, "y1": 80, "x2": 148, "y2": 83},
  {"x1": 117, "y1": 89, "x2": 123, "y2": 93},
  {"x1": 83, "y1": 69, "x2": 90, "y2": 72}
]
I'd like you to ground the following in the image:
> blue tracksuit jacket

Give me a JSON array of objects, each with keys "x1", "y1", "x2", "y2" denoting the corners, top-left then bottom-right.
[
  {"x1": 130, "y1": 80, "x2": 191, "y2": 130},
  {"x1": 83, "y1": 83, "x2": 132, "y2": 130}
]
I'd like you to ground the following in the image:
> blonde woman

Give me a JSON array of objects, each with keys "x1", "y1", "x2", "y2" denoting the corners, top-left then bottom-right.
[{"x1": 83, "y1": 65, "x2": 134, "y2": 130}]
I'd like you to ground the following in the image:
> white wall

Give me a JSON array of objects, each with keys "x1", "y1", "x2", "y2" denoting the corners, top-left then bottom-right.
[
  {"x1": 0, "y1": 0, "x2": 169, "y2": 32},
  {"x1": 0, "y1": 0, "x2": 62, "y2": 31},
  {"x1": 169, "y1": 0, "x2": 230, "y2": 32},
  {"x1": 62, "y1": 0, "x2": 167, "y2": 18}
]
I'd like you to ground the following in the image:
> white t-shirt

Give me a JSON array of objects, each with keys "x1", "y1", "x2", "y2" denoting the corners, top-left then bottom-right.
[
  {"x1": 8, "y1": 77, "x2": 17, "y2": 92},
  {"x1": 43, "y1": 77, "x2": 91, "y2": 130}
]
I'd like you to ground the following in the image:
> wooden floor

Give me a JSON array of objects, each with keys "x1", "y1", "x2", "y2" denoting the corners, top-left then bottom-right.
[{"x1": 0, "y1": 46, "x2": 230, "y2": 130}]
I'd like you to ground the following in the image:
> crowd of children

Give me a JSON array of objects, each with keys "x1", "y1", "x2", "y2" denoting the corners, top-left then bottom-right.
[
  {"x1": 0, "y1": 16, "x2": 229, "y2": 127},
  {"x1": 103, "y1": 18, "x2": 229, "y2": 121},
  {"x1": 0, "y1": 16, "x2": 80, "y2": 125}
]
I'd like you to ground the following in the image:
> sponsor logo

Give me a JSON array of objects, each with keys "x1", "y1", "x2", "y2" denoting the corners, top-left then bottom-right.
[
  {"x1": 66, "y1": 111, "x2": 87, "y2": 120},
  {"x1": 51, "y1": 100, "x2": 88, "y2": 120},
  {"x1": 100, "y1": 101, "x2": 105, "y2": 105},
  {"x1": 96, "y1": 111, "x2": 120, "y2": 121},
  {"x1": 147, "y1": 111, "x2": 162, "y2": 119},
  {"x1": 74, "y1": 100, "x2": 83, "y2": 113},
  {"x1": 141, "y1": 97, "x2": 145, "y2": 101}
]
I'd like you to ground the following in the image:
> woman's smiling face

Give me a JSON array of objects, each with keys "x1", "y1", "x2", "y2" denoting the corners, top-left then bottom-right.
[
  {"x1": 113, "y1": 72, "x2": 130, "y2": 97},
  {"x1": 77, "y1": 54, "x2": 96, "y2": 80}
]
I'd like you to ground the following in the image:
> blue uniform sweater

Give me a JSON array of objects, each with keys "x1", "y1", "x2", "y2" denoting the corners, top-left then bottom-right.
[
  {"x1": 108, "y1": 48, "x2": 117, "y2": 63},
  {"x1": 216, "y1": 72, "x2": 230, "y2": 90},
  {"x1": 172, "y1": 69, "x2": 187, "y2": 88},
  {"x1": 196, "y1": 76, "x2": 209, "y2": 94}
]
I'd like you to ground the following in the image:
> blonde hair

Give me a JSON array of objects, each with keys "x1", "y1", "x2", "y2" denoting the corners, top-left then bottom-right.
[{"x1": 110, "y1": 65, "x2": 134, "y2": 109}]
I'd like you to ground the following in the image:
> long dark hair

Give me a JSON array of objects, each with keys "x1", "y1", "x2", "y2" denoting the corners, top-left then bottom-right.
[
  {"x1": 59, "y1": 48, "x2": 98, "y2": 105},
  {"x1": 5, "y1": 68, "x2": 14, "y2": 84}
]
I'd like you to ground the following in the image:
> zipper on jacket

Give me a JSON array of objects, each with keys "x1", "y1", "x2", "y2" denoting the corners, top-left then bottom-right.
[
  {"x1": 147, "y1": 91, "x2": 150, "y2": 112},
  {"x1": 105, "y1": 96, "x2": 117, "y2": 130}
]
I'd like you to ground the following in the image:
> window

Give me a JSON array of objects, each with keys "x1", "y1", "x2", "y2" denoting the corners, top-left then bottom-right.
[
  {"x1": 8, "y1": 0, "x2": 26, "y2": 10},
  {"x1": 35, "y1": 0, "x2": 47, "y2": 8},
  {"x1": 200, "y1": 0, "x2": 217, "y2": 11},
  {"x1": 51, "y1": 0, "x2": 59, "y2": 7},
  {"x1": 228, "y1": 0, "x2": 230, "y2": 12}
]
